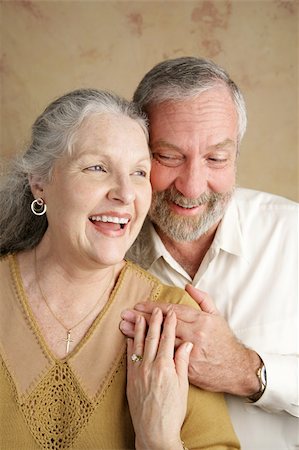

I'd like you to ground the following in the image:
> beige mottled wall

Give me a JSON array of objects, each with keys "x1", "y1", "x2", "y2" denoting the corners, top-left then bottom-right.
[{"x1": 1, "y1": 0, "x2": 298, "y2": 201}]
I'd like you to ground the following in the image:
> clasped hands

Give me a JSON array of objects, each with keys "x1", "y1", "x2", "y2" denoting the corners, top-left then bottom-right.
[
  {"x1": 126, "y1": 306, "x2": 193, "y2": 450},
  {"x1": 122, "y1": 285, "x2": 262, "y2": 398}
]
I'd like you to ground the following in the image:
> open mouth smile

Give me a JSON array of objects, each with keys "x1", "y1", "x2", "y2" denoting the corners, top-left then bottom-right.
[{"x1": 89, "y1": 215, "x2": 130, "y2": 230}]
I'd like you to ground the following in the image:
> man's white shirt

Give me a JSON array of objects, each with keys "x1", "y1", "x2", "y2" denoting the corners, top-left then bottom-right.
[{"x1": 127, "y1": 188, "x2": 299, "y2": 450}]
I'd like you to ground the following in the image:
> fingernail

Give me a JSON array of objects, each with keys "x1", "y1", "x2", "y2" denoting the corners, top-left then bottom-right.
[
  {"x1": 119, "y1": 321, "x2": 128, "y2": 331},
  {"x1": 185, "y1": 342, "x2": 193, "y2": 353},
  {"x1": 121, "y1": 309, "x2": 130, "y2": 318},
  {"x1": 121, "y1": 310, "x2": 135, "y2": 320}
]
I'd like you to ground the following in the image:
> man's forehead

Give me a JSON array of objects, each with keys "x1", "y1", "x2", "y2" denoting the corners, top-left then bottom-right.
[{"x1": 147, "y1": 85, "x2": 235, "y2": 113}]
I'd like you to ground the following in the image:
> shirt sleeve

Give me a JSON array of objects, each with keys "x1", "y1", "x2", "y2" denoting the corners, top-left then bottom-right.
[{"x1": 255, "y1": 352, "x2": 299, "y2": 417}]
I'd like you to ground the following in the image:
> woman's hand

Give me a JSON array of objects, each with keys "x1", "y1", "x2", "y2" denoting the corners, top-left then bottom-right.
[{"x1": 126, "y1": 307, "x2": 193, "y2": 450}]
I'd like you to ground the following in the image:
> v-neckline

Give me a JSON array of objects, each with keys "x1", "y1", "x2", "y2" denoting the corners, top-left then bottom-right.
[
  {"x1": 9, "y1": 253, "x2": 125, "y2": 363},
  {"x1": 1, "y1": 254, "x2": 159, "y2": 401}
]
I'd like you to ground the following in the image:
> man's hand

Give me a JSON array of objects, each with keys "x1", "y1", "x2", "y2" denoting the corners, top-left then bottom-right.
[{"x1": 120, "y1": 285, "x2": 262, "y2": 397}]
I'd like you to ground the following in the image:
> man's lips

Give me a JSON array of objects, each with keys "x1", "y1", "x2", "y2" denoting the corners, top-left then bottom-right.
[{"x1": 169, "y1": 201, "x2": 206, "y2": 216}]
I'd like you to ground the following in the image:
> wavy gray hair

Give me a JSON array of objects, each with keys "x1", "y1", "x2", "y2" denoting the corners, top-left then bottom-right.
[
  {"x1": 133, "y1": 56, "x2": 247, "y2": 144},
  {"x1": 0, "y1": 89, "x2": 148, "y2": 256}
]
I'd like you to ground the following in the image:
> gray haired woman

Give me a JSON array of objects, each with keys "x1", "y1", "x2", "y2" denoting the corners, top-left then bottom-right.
[{"x1": 0, "y1": 88, "x2": 239, "y2": 449}]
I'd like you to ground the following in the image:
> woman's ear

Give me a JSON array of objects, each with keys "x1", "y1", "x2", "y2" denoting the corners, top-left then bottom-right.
[{"x1": 29, "y1": 174, "x2": 45, "y2": 199}]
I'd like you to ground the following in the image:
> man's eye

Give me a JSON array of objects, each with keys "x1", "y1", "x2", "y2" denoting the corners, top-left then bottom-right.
[
  {"x1": 207, "y1": 155, "x2": 229, "y2": 167},
  {"x1": 209, "y1": 158, "x2": 226, "y2": 162},
  {"x1": 153, "y1": 153, "x2": 184, "y2": 167}
]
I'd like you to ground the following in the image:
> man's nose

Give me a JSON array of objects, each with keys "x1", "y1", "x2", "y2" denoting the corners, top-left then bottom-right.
[{"x1": 174, "y1": 162, "x2": 207, "y2": 199}]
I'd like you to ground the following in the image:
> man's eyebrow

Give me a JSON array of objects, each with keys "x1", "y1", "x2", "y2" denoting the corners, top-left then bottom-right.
[
  {"x1": 209, "y1": 139, "x2": 236, "y2": 150},
  {"x1": 151, "y1": 138, "x2": 236, "y2": 152},
  {"x1": 150, "y1": 139, "x2": 182, "y2": 152}
]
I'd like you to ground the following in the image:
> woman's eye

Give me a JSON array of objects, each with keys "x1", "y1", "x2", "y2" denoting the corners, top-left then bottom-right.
[
  {"x1": 132, "y1": 170, "x2": 147, "y2": 177},
  {"x1": 85, "y1": 165, "x2": 106, "y2": 172}
]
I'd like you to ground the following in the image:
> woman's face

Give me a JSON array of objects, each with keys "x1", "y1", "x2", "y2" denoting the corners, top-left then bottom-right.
[{"x1": 40, "y1": 113, "x2": 151, "y2": 268}]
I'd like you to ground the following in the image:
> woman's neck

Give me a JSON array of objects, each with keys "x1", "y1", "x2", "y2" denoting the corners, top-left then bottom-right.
[{"x1": 17, "y1": 246, "x2": 124, "y2": 359}]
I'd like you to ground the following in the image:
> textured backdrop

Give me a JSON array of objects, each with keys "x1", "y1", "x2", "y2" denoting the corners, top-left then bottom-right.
[{"x1": 1, "y1": 0, "x2": 298, "y2": 201}]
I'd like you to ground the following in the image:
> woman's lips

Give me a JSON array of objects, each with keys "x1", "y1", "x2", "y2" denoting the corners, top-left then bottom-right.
[{"x1": 88, "y1": 213, "x2": 131, "y2": 235}]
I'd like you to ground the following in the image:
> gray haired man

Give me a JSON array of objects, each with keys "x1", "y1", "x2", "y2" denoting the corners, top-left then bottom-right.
[{"x1": 121, "y1": 57, "x2": 298, "y2": 449}]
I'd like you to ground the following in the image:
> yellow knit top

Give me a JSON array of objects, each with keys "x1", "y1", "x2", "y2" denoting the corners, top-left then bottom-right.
[{"x1": 0, "y1": 254, "x2": 240, "y2": 449}]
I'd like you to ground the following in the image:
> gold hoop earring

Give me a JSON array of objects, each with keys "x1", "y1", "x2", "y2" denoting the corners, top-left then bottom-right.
[{"x1": 31, "y1": 198, "x2": 47, "y2": 216}]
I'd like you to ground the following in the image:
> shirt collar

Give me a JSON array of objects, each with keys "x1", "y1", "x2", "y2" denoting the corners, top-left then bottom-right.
[
  {"x1": 127, "y1": 192, "x2": 246, "y2": 269},
  {"x1": 211, "y1": 194, "x2": 246, "y2": 257}
]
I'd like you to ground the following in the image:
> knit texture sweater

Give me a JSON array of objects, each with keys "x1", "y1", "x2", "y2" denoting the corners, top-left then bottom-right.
[{"x1": 0, "y1": 254, "x2": 240, "y2": 449}]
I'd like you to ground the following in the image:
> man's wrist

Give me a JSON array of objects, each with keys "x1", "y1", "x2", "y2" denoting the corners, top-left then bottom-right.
[{"x1": 247, "y1": 357, "x2": 267, "y2": 402}]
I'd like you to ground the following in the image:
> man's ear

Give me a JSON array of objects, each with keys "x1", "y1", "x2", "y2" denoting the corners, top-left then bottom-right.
[{"x1": 29, "y1": 174, "x2": 45, "y2": 199}]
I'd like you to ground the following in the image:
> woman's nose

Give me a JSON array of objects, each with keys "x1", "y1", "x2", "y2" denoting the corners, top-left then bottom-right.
[{"x1": 108, "y1": 177, "x2": 136, "y2": 204}]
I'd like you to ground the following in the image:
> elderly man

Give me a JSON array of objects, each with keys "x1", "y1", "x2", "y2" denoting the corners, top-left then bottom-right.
[{"x1": 121, "y1": 57, "x2": 298, "y2": 449}]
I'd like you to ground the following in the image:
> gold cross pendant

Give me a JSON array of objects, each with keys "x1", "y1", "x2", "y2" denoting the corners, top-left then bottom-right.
[{"x1": 63, "y1": 330, "x2": 73, "y2": 355}]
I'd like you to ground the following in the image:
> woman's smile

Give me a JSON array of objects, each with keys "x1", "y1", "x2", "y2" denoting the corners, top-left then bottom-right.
[
  {"x1": 40, "y1": 113, "x2": 151, "y2": 268},
  {"x1": 89, "y1": 212, "x2": 132, "y2": 235}
]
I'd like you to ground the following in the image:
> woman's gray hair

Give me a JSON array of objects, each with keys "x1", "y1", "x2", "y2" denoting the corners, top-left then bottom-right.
[
  {"x1": 0, "y1": 88, "x2": 148, "y2": 256},
  {"x1": 133, "y1": 56, "x2": 247, "y2": 144}
]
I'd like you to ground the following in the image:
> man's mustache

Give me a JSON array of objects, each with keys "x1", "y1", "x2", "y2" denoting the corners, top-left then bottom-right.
[{"x1": 162, "y1": 187, "x2": 224, "y2": 208}]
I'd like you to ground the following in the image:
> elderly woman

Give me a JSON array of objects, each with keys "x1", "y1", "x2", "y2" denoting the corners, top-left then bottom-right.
[{"x1": 0, "y1": 89, "x2": 239, "y2": 450}]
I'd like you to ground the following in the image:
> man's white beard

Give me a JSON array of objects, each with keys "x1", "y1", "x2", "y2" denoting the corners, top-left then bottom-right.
[{"x1": 148, "y1": 186, "x2": 234, "y2": 242}]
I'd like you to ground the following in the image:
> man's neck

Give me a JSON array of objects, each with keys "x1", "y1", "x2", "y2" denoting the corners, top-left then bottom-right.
[{"x1": 156, "y1": 224, "x2": 218, "y2": 279}]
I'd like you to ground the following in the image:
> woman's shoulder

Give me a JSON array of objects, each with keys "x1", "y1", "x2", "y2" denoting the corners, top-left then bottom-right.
[
  {"x1": 183, "y1": 385, "x2": 240, "y2": 449},
  {"x1": 124, "y1": 260, "x2": 199, "y2": 310}
]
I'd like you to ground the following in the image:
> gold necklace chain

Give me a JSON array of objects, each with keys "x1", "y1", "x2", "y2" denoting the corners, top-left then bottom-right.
[{"x1": 34, "y1": 248, "x2": 115, "y2": 354}]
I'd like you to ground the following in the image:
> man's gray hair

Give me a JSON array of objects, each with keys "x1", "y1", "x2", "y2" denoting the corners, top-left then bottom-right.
[
  {"x1": 0, "y1": 88, "x2": 148, "y2": 256},
  {"x1": 133, "y1": 56, "x2": 247, "y2": 143}
]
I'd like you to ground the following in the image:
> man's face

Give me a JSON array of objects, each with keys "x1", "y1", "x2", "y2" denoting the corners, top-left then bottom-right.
[{"x1": 147, "y1": 86, "x2": 239, "y2": 242}]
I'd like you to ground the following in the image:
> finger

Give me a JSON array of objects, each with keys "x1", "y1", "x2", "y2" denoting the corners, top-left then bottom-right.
[
  {"x1": 175, "y1": 342, "x2": 193, "y2": 381},
  {"x1": 119, "y1": 319, "x2": 135, "y2": 338},
  {"x1": 175, "y1": 337, "x2": 184, "y2": 348},
  {"x1": 133, "y1": 315, "x2": 146, "y2": 360},
  {"x1": 156, "y1": 308, "x2": 177, "y2": 359},
  {"x1": 135, "y1": 302, "x2": 197, "y2": 323},
  {"x1": 120, "y1": 309, "x2": 152, "y2": 338},
  {"x1": 121, "y1": 309, "x2": 152, "y2": 325},
  {"x1": 143, "y1": 307, "x2": 163, "y2": 362},
  {"x1": 185, "y1": 284, "x2": 219, "y2": 315},
  {"x1": 175, "y1": 319, "x2": 195, "y2": 343},
  {"x1": 121, "y1": 309, "x2": 138, "y2": 323},
  {"x1": 126, "y1": 338, "x2": 134, "y2": 376},
  {"x1": 127, "y1": 304, "x2": 197, "y2": 344}
]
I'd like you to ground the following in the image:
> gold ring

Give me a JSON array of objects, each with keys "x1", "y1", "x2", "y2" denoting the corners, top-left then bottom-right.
[{"x1": 131, "y1": 353, "x2": 143, "y2": 363}]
